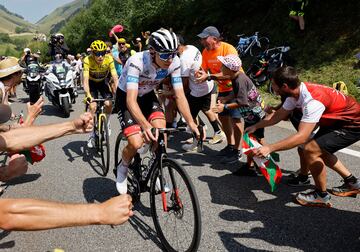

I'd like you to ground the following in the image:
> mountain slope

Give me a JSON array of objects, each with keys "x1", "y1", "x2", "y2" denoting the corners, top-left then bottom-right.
[
  {"x1": 36, "y1": 0, "x2": 89, "y2": 34},
  {"x1": 0, "y1": 4, "x2": 35, "y2": 34}
]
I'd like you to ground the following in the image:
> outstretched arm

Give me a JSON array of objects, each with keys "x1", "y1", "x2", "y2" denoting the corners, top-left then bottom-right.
[
  {"x1": 0, "y1": 113, "x2": 93, "y2": 152},
  {"x1": 0, "y1": 195, "x2": 133, "y2": 231}
]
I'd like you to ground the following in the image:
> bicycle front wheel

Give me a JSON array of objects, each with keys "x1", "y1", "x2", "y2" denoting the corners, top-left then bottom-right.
[
  {"x1": 99, "y1": 115, "x2": 110, "y2": 176},
  {"x1": 150, "y1": 158, "x2": 201, "y2": 252},
  {"x1": 250, "y1": 37, "x2": 270, "y2": 57}
]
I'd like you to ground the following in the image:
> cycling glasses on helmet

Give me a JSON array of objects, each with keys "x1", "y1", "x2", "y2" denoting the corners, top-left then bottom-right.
[
  {"x1": 94, "y1": 51, "x2": 106, "y2": 57},
  {"x1": 158, "y1": 51, "x2": 177, "y2": 61}
]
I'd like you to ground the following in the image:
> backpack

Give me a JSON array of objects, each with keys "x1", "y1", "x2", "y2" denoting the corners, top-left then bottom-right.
[{"x1": 332, "y1": 81, "x2": 348, "y2": 95}]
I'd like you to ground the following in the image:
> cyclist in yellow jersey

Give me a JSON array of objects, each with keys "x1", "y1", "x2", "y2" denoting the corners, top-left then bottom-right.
[{"x1": 83, "y1": 40, "x2": 118, "y2": 148}]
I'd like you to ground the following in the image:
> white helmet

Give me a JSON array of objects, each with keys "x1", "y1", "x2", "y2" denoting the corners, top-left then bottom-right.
[
  {"x1": 24, "y1": 48, "x2": 31, "y2": 53},
  {"x1": 55, "y1": 33, "x2": 64, "y2": 39},
  {"x1": 149, "y1": 28, "x2": 178, "y2": 53}
]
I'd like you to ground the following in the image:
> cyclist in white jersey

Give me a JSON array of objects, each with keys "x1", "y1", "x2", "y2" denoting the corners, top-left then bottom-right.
[{"x1": 114, "y1": 28, "x2": 200, "y2": 194}]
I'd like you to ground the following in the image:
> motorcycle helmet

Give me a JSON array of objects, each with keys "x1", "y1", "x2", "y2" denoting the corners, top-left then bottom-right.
[
  {"x1": 24, "y1": 48, "x2": 31, "y2": 54},
  {"x1": 148, "y1": 28, "x2": 178, "y2": 53},
  {"x1": 55, "y1": 33, "x2": 64, "y2": 39},
  {"x1": 90, "y1": 40, "x2": 107, "y2": 52}
]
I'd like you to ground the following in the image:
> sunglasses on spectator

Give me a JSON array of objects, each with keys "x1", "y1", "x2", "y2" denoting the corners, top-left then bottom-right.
[
  {"x1": 119, "y1": 43, "x2": 125, "y2": 46},
  {"x1": 94, "y1": 51, "x2": 106, "y2": 57},
  {"x1": 158, "y1": 52, "x2": 177, "y2": 61}
]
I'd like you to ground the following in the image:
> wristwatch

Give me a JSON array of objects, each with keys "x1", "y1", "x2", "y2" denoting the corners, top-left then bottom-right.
[{"x1": 207, "y1": 73, "x2": 211, "y2": 81}]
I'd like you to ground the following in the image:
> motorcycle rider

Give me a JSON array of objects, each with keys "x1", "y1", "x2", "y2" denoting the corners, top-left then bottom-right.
[{"x1": 48, "y1": 33, "x2": 70, "y2": 60}]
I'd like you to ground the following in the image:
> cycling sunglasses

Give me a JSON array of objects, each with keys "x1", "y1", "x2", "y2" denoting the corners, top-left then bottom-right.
[
  {"x1": 94, "y1": 51, "x2": 106, "y2": 57},
  {"x1": 158, "y1": 51, "x2": 177, "y2": 61}
]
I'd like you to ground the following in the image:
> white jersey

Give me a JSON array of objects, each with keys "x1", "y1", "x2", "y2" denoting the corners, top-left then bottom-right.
[
  {"x1": 118, "y1": 50, "x2": 183, "y2": 97},
  {"x1": 180, "y1": 45, "x2": 214, "y2": 97},
  {"x1": 283, "y1": 82, "x2": 325, "y2": 124}
]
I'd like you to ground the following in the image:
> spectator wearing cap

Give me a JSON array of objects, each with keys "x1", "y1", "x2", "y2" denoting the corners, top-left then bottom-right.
[
  {"x1": 0, "y1": 57, "x2": 43, "y2": 127},
  {"x1": 213, "y1": 54, "x2": 266, "y2": 175},
  {"x1": 110, "y1": 30, "x2": 126, "y2": 76},
  {"x1": 118, "y1": 41, "x2": 136, "y2": 67},
  {"x1": 132, "y1": 37, "x2": 142, "y2": 52},
  {"x1": 141, "y1": 31, "x2": 151, "y2": 49},
  {"x1": 196, "y1": 26, "x2": 243, "y2": 164},
  {"x1": 0, "y1": 57, "x2": 24, "y2": 105}
]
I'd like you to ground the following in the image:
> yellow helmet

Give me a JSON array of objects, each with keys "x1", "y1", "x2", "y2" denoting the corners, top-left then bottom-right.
[{"x1": 90, "y1": 40, "x2": 107, "y2": 52}]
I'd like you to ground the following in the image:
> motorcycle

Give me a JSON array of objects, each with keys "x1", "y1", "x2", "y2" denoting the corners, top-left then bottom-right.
[
  {"x1": 246, "y1": 46, "x2": 291, "y2": 94},
  {"x1": 44, "y1": 61, "x2": 78, "y2": 117},
  {"x1": 24, "y1": 63, "x2": 46, "y2": 104}
]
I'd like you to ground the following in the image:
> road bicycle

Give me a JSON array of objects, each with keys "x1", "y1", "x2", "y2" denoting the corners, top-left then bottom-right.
[
  {"x1": 114, "y1": 127, "x2": 202, "y2": 252},
  {"x1": 246, "y1": 46, "x2": 291, "y2": 94},
  {"x1": 85, "y1": 99, "x2": 111, "y2": 176},
  {"x1": 236, "y1": 32, "x2": 270, "y2": 58}
]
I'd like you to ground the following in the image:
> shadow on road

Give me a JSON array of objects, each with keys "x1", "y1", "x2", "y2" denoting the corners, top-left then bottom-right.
[
  {"x1": 0, "y1": 231, "x2": 14, "y2": 250},
  {"x1": 5, "y1": 173, "x2": 41, "y2": 186},
  {"x1": 199, "y1": 173, "x2": 360, "y2": 251},
  {"x1": 82, "y1": 177, "x2": 117, "y2": 203},
  {"x1": 41, "y1": 104, "x2": 74, "y2": 118},
  {"x1": 62, "y1": 140, "x2": 107, "y2": 177},
  {"x1": 128, "y1": 215, "x2": 163, "y2": 251}
]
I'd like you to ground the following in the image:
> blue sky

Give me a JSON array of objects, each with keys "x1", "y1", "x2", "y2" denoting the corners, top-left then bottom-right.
[{"x1": 1, "y1": 0, "x2": 75, "y2": 23}]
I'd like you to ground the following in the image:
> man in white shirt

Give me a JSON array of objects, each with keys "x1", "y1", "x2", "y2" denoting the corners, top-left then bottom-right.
[{"x1": 177, "y1": 36, "x2": 224, "y2": 151}]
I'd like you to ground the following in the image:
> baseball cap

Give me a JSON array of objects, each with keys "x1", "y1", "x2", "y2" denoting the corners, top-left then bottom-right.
[
  {"x1": 0, "y1": 57, "x2": 24, "y2": 78},
  {"x1": 217, "y1": 54, "x2": 242, "y2": 72},
  {"x1": 118, "y1": 38, "x2": 126, "y2": 43},
  {"x1": 197, "y1": 26, "x2": 220, "y2": 38},
  {"x1": 0, "y1": 104, "x2": 12, "y2": 124},
  {"x1": 136, "y1": 37, "x2": 141, "y2": 42}
]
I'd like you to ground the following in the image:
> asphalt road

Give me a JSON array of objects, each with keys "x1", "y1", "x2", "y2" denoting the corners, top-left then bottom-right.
[{"x1": 1, "y1": 90, "x2": 359, "y2": 252}]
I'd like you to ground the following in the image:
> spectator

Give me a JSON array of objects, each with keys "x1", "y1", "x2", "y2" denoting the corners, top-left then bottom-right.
[
  {"x1": 247, "y1": 66, "x2": 360, "y2": 207},
  {"x1": 132, "y1": 37, "x2": 143, "y2": 52},
  {"x1": 196, "y1": 26, "x2": 243, "y2": 164},
  {"x1": 176, "y1": 36, "x2": 224, "y2": 152},
  {"x1": 141, "y1": 31, "x2": 151, "y2": 49},
  {"x1": 289, "y1": 0, "x2": 308, "y2": 33},
  {"x1": 0, "y1": 112, "x2": 133, "y2": 230},
  {"x1": 213, "y1": 54, "x2": 266, "y2": 175}
]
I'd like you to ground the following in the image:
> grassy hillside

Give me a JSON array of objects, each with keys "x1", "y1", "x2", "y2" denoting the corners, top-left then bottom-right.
[
  {"x1": 36, "y1": 0, "x2": 88, "y2": 34},
  {"x1": 0, "y1": 5, "x2": 35, "y2": 34}
]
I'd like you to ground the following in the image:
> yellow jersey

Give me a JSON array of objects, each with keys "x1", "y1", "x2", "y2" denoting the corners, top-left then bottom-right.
[{"x1": 83, "y1": 55, "x2": 117, "y2": 82}]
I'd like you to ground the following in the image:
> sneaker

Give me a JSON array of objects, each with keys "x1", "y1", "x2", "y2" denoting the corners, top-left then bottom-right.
[
  {"x1": 290, "y1": 168, "x2": 312, "y2": 178},
  {"x1": 155, "y1": 177, "x2": 170, "y2": 193},
  {"x1": 221, "y1": 149, "x2": 242, "y2": 164},
  {"x1": 116, "y1": 163, "x2": 128, "y2": 195},
  {"x1": 329, "y1": 180, "x2": 360, "y2": 197},
  {"x1": 87, "y1": 135, "x2": 95, "y2": 148},
  {"x1": 216, "y1": 145, "x2": 233, "y2": 157},
  {"x1": 295, "y1": 190, "x2": 332, "y2": 208},
  {"x1": 287, "y1": 175, "x2": 311, "y2": 187},
  {"x1": 209, "y1": 131, "x2": 226, "y2": 145},
  {"x1": 182, "y1": 139, "x2": 198, "y2": 152}
]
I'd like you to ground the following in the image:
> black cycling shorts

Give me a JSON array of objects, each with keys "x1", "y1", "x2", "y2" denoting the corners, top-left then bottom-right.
[
  {"x1": 186, "y1": 92, "x2": 212, "y2": 120},
  {"x1": 89, "y1": 80, "x2": 113, "y2": 99},
  {"x1": 115, "y1": 88, "x2": 165, "y2": 137},
  {"x1": 314, "y1": 127, "x2": 360, "y2": 154}
]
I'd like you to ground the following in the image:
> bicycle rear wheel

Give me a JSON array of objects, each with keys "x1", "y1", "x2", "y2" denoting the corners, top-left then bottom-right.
[
  {"x1": 99, "y1": 115, "x2": 110, "y2": 176},
  {"x1": 150, "y1": 158, "x2": 201, "y2": 252},
  {"x1": 250, "y1": 37, "x2": 270, "y2": 57}
]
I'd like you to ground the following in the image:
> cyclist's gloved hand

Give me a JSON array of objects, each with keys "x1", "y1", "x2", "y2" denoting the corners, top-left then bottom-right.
[{"x1": 83, "y1": 94, "x2": 93, "y2": 104}]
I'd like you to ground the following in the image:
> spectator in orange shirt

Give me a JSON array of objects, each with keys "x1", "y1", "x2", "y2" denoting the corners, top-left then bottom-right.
[{"x1": 196, "y1": 26, "x2": 244, "y2": 164}]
